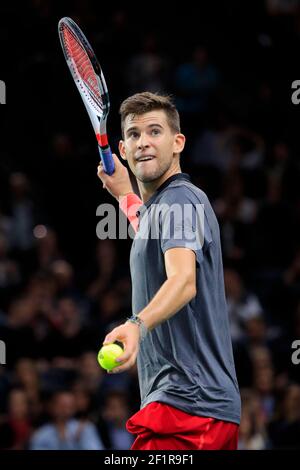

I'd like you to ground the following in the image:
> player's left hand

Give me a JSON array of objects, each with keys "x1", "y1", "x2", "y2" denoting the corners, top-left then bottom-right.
[{"x1": 103, "y1": 321, "x2": 140, "y2": 373}]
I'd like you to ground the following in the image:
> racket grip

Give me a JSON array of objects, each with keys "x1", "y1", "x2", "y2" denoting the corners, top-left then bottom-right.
[{"x1": 99, "y1": 146, "x2": 115, "y2": 175}]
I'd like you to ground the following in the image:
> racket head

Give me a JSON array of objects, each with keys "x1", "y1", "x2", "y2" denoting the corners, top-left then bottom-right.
[{"x1": 58, "y1": 17, "x2": 110, "y2": 122}]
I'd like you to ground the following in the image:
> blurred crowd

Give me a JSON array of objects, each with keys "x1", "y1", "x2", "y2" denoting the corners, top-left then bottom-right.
[{"x1": 1, "y1": 0, "x2": 300, "y2": 449}]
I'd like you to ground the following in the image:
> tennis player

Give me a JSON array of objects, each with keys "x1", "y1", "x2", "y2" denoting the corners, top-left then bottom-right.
[{"x1": 97, "y1": 92, "x2": 241, "y2": 450}]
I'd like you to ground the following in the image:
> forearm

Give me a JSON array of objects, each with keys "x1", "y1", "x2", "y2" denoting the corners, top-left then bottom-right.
[
  {"x1": 137, "y1": 274, "x2": 196, "y2": 331},
  {"x1": 102, "y1": 250, "x2": 196, "y2": 373}
]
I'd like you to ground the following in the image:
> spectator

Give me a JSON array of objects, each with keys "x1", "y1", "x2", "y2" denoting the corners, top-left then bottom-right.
[
  {"x1": 13, "y1": 359, "x2": 42, "y2": 421},
  {"x1": 86, "y1": 239, "x2": 121, "y2": 300},
  {"x1": 35, "y1": 228, "x2": 62, "y2": 270},
  {"x1": 251, "y1": 347, "x2": 276, "y2": 421},
  {"x1": 238, "y1": 389, "x2": 268, "y2": 449},
  {"x1": 0, "y1": 234, "x2": 21, "y2": 288},
  {"x1": 76, "y1": 352, "x2": 104, "y2": 396},
  {"x1": 214, "y1": 173, "x2": 257, "y2": 263},
  {"x1": 224, "y1": 268, "x2": 264, "y2": 343},
  {"x1": 2, "y1": 388, "x2": 32, "y2": 449},
  {"x1": 268, "y1": 384, "x2": 300, "y2": 449},
  {"x1": 97, "y1": 391, "x2": 134, "y2": 450},
  {"x1": 174, "y1": 45, "x2": 220, "y2": 133},
  {"x1": 30, "y1": 390, "x2": 104, "y2": 450},
  {"x1": 41, "y1": 297, "x2": 97, "y2": 361},
  {"x1": 0, "y1": 300, "x2": 39, "y2": 366},
  {"x1": 9, "y1": 173, "x2": 36, "y2": 252},
  {"x1": 126, "y1": 33, "x2": 168, "y2": 94}
]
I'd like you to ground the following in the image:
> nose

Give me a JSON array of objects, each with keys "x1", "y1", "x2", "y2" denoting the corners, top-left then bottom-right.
[{"x1": 137, "y1": 132, "x2": 150, "y2": 150}]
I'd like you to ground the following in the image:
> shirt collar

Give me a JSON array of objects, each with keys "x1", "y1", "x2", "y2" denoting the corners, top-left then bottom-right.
[{"x1": 143, "y1": 173, "x2": 191, "y2": 209}]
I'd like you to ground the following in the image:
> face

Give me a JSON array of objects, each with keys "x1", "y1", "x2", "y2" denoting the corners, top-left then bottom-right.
[
  {"x1": 8, "y1": 390, "x2": 29, "y2": 419},
  {"x1": 52, "y1": 393, "x2": 75, "y2": 421},
  {"x1": 119, "y1": 110, "x2": 185, "y2": 183},
  {"x1": 103, "y1": 395, "x2": 128, "y2": 424}
]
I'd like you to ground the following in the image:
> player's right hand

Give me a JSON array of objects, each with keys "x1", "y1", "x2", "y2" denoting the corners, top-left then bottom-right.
[{"x1": 97, "y1": 153, "x2": 134, "y2": 201}]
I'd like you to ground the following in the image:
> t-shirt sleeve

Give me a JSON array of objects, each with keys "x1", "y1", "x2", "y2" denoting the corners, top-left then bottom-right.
[{"x1": 159, "y1": 188, "x2": 212, "y2": 264}]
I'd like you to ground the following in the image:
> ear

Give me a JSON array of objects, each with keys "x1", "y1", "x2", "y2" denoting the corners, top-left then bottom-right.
[
  {"x1": 118, "y1": 140, "x2": 127, "y2": 161},
  {"x1": 173, "y1": 133, "x2": 186, "y2": 154}
]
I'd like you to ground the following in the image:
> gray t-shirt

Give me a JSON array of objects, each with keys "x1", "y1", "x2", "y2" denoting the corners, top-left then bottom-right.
[{"x1": 130, "y1": 173, "x2": 241, "y2": 424}]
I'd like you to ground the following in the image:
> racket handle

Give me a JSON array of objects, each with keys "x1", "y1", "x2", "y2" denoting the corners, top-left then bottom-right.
[{"x1": 99, "y1": 146, "x2": 115, "y2": 175}]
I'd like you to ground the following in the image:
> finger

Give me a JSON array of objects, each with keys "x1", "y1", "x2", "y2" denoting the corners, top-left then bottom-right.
[
  {"x1": 103, "y1": 337, "x2": 114, "y2": 345},
  {"x1": 115, "y1": 349, "x2": 133, "y2": 364},
  {"x1": 108, "y1": 360, "x2": 134, "y2": 374},
  {"x1": 103, "y1": 330, "x2": 120, "y2": 344},
  {"x1": 97, "y1": 165, "x2": 105, "y2": 176},
  {"x1": 112, "y1": 153, "x2": 124, "y2": 168}
]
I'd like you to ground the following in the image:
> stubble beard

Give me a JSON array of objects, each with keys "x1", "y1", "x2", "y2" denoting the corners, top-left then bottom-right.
[{"x1": 134, "y1": 158, "x2": 172, "y2": 183}]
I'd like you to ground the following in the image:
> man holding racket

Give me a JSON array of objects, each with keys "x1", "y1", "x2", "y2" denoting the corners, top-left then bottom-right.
[{"x1": 97, "y1": 92, "x2": 241, "y2": 450}]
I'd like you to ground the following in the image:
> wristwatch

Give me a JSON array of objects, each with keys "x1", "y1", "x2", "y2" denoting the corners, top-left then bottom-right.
[{"x1": 126, "y1": 315, "x2": 148, "y2": 341}]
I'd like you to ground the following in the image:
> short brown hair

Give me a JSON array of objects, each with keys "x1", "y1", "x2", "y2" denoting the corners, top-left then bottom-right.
[{"x1": 119, "y1": 92, "x2": 180, "y2": 137}]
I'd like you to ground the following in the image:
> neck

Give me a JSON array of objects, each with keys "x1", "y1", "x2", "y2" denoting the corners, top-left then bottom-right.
[{"x1": 137, "y1": 162, "x2": 182, "y2": 203}]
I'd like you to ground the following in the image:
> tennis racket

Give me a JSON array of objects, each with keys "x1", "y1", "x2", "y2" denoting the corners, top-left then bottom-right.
[{"x1": 58, "y1": 17, "x2": 115, "y2": 175}]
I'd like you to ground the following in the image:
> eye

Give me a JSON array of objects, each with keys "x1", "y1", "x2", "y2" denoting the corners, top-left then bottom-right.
[
  {"x1": 151, "y1": 128, "x2": 161, "y2": 136},
  {"x1": 128, "y1": 131, "x2": 139, "y2": 139}
]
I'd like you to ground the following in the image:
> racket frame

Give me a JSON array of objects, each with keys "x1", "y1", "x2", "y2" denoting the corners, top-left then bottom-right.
[{"x1": 58, "y1": 17, "x2": 114, "y2": 174}]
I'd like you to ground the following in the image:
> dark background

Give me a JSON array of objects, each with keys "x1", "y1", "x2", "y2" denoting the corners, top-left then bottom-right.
[{"x1": 0, "y1": 0, "x2": 300, "y2": 450}]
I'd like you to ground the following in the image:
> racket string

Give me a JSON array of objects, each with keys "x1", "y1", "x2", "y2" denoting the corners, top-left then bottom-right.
[{"x1": 62, "y1": 26, "x2": 104, "y2": 111}]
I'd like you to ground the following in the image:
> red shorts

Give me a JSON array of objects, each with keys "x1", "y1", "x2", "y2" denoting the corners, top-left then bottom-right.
[{"x1": 126, "y1": 402, "x2": 239, "y2": 450}]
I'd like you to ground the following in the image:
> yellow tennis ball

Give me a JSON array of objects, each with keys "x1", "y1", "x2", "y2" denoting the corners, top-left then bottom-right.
[{"x1": 97, "y1": 343, "x2": 123, "y2": 371}]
